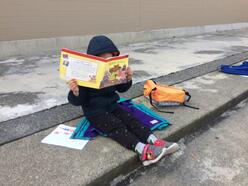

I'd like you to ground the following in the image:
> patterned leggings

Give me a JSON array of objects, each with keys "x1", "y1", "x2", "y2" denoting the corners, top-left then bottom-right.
[{"x1": 87, "y1": 105, "x2": 152, "y2": 150}]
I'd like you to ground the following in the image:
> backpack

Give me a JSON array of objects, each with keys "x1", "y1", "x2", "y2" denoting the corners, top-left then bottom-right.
[{"x1": 143, "y1": 80, "x2": 199, "y2": 114}]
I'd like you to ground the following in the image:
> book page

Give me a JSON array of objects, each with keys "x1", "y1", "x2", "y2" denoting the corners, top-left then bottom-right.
[
  {"x1": 66, "y1": 56, "x2": 97, "y2": 81},
  {"x1": 59, "y1": 48, "x2": 129, "y2": 89}
]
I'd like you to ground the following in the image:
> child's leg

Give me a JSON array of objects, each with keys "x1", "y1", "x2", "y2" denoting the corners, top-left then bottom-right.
[
  {"x1": 112, "y1": 106, "x2": 152, "y2": 144},
  {"x1": 87, "y1": 112, "x2": 140, "y2": 150},
  {"x1": 87, "y1": 112, "x2": 174, "y2": 166},
  {"x1": 113, "y1": 106, "x2": 180, "y2": 154}
]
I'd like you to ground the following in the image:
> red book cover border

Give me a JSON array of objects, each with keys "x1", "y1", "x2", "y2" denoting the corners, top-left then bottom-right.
[{"x1": 61, "y1": 48, "x2": 128, "y2": 62}]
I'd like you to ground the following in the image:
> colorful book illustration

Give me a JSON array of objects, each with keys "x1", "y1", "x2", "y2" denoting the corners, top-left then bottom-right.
[{"x1": 59, "y1": 48, "x2": 129, "y2": 89}]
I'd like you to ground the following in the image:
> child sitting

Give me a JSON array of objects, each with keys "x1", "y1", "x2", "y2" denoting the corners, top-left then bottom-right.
[{"x1": 67, "y1": 35, "x2": 179, "y2": 166}]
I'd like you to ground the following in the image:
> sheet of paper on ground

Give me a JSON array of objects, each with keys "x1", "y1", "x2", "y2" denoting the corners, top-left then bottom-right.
[{"x1": 41, "y1": 124, "x2": 88, "y2": 150}]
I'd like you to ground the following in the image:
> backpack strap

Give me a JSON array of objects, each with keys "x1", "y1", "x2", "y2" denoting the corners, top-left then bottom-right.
[
  {"x1": 151, "y1": 80, "x2": 157, "y2": 84},
  {"x1": 184, "y1": 90, "x2": 191, "y2": 102},
  {"x1": 149, "y1": 88, "x2": 174, "y2": 114},
  {"x1": 183, "y1": 90, "x2": 199, "y2": 110},
  {"x1": 182, "y1": 103, "x2": 199, "y2": 110}
]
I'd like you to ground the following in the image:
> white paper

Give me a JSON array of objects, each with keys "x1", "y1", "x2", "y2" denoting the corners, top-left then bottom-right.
[
  {"x1": 41, "y1": 124, "x2": 88, "y2": 150},
  {"x1": 66, "y1": 57, "x2": 97, "y2": 81}
]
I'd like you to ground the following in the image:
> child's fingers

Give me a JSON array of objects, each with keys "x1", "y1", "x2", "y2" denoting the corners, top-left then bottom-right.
[
  {"x1": 67, "y1": 79, "x2": 80, "y2": 92},
  {"x1": 126, "y1": 67, "x2": 133, "y2": 81},
  {"x1": 68, "y1": 82, "x2": 74, "y2": 89},
  {"x1": 67, "y1": 78, "x2": 77, "y2": 85},
  {"x1": 127, "y1": 67, "x2": 133, "y2": 75},
  {"x1": 70, "y1": 83, "x2": 78, "y2": 90},
  {"x1": 68, "y1": 81, "x2": 76, "y2": 86},
  {"x1": 68, "y1": 80, "x2": 78, "y2": 87},
  {"x1": 71, "y1": 84, "x2": 78, "y2": 90},
  {"x1": 68, "y1": 82, "x2": 79, "y2": 91}
]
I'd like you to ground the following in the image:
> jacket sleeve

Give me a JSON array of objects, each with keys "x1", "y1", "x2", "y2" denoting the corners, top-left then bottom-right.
[
  {"x1": 116, "y1": 80, "x2": 132, "y2": 93},
  {"x1": 67, "y1": 86, "x2": 88, "y2": 106}
]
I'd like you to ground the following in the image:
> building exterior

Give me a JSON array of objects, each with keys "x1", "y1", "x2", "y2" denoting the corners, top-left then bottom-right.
[{"x1": 1, "y1": 0, "x2": 248, "y2": 41}]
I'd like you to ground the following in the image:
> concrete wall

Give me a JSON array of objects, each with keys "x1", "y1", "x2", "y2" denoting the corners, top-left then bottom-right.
[{"x1": 1, "y1": 0, "x2": 248, "y2": 41}]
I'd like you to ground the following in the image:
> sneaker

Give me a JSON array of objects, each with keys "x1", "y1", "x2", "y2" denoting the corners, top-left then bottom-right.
[
  {"x1": 139, "y1": 144, "x2": 167, "y2": 166},
  {"x1": 153, "y1": 140, "x2": 180, "y2": 155}
]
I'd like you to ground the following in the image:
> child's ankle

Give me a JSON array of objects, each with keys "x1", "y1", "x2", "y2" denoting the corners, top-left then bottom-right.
[
  {"x1": 147, "y1": 134, "x2": 158, "y2": 144},
  {"x1": 135, "y1": 142, "x2": 146, "y2": 155}
]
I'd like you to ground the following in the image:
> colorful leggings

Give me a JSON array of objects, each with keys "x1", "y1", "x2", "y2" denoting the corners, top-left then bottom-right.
[{"x1": 87, "y1": 105, "x2": 152, "y2": 150}]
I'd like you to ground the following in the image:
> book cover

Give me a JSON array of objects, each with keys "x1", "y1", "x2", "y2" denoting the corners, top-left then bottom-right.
[{"x1": 59, "y1": 48, "x2": 129, "y2": 89}]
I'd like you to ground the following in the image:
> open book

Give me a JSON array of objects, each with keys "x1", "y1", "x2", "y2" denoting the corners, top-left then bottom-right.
[{"x1": 59, "y1": 48, "x2": 129, "y2": 89}]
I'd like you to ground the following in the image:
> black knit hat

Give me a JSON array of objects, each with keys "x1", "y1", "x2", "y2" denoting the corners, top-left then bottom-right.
[{"x1": 87, "y1": 35, "x2": 120, "y2": 56}]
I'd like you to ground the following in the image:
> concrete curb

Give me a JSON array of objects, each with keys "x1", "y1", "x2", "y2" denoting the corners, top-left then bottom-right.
[
  {"x1": 1, "y1": 23, "x2": 248, "y2": 59},
  {"x1": 1, "y1": 70, "x2": 248, "y2": 186},
  {"x1": 89, "y1": 74, "x2": 248, "y2": 186},
  {"x1": 1, "y1": 51, "x2": 248, "y2": 146}
]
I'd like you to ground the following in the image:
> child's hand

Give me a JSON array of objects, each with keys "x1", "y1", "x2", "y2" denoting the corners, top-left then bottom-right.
[
  {"x1": 126, "y1": 67, "x2": 133, "y2": 81},
  {"x1": 67, "y1": 79, "x2": 79, "y2": 97}
]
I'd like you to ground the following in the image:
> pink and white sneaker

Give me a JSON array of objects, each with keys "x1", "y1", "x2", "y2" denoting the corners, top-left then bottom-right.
[
  {"x1": 153, "y1": 139, "x2": 180, "y2": 155},
  {"x1": 139, "y1": 144, "x2": 167, "y2": 166}
]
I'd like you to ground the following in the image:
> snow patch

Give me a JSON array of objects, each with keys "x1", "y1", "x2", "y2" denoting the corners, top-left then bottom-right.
[
  {"x1": 0, "y1": 104, "x2": 37, "y2": 121},
  {"x1": 0, "y1": 98, "x2": 67, "y2": 122},
  {"x1": 0, "y1": 58, "x2": 25, "y2": 64}
]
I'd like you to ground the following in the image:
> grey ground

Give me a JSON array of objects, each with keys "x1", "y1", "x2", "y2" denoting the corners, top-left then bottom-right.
[
  {"x1": 1, "y1": 70, "x2": 248, "y2": 186},
  {"x1": 1, "y1": 28, "x2": 248, "y2": 122},
  {"x1": 1, "y1": 29, "x2": 248, "y2": 146},
  {"x1": 1, "y1": 28, "x2": 248, "y2": 186},
  {"x1": 113, "y1": 99, "x2": 248, "y2": 186}
]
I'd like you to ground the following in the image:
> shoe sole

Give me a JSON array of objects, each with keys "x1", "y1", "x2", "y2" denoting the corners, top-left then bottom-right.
[
  {"x1": 142, "y1": 148, "x2": 167, "y2": 166},
  {"x1": 164, "y1": 143, "x2": 180, "y2": 156}
]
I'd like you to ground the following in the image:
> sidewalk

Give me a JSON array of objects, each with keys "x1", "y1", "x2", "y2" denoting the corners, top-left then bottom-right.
[
  {"x1": 1, "y1": 70, "x2": 248, "y2": 186},
  {"x1": 1, "y1": 28, "x2": 248, "y2": 122},
  {"x1": 1, "y1": 28, "x2": 248, "y2": 146},
  {"x1": 1, "y1": 28, "x2": 248, "y2": 185}
]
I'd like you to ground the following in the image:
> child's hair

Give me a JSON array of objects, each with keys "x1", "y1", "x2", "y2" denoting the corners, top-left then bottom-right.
[{"x1": 87, "y1": 35, "x2": 120, "y2": 57}]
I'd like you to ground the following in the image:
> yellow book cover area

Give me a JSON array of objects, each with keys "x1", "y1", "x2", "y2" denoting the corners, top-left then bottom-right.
[{"x1": 59, "y1": 48, "x2": 129, "y2": 89}]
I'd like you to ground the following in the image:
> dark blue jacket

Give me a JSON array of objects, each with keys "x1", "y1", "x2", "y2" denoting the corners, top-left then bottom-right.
[{"x1": 68, "y1": 35, "x2": 132, "y2": 117}]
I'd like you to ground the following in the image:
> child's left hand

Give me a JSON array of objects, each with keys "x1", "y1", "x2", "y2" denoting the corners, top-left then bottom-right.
[{"x1": 126, "y1": 67, "x2": 133, "y2": 81}]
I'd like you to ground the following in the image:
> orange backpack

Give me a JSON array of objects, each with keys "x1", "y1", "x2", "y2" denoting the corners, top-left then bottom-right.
[{"x1": 144, "y1": 80, "x2": 198, "y2": 113}]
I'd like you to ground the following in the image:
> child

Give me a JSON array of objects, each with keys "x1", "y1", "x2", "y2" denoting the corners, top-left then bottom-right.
[{"x1": 67, "y1": 35, "x2": 179, "y2": 166}]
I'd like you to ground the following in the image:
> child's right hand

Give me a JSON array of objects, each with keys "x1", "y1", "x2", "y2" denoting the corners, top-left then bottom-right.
[{"x1": 67, "y1": 79, "x2": 79, "y2": 97}]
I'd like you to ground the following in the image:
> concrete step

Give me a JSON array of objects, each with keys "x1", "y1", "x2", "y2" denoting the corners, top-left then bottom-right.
[
  {"x1": 1, "y1": 70, "x2": 248, "y2": 186},
  {"x1": 1, "y1": 51, "x2": 248, "y2": 146}
]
